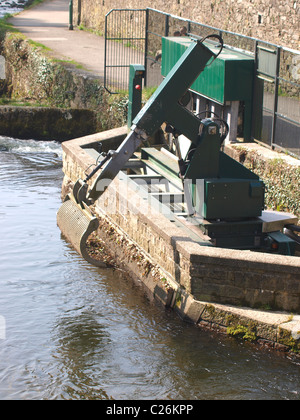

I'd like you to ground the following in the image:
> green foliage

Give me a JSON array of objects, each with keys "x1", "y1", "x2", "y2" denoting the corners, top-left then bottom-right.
[
  {"x1": 108, "y1": 94, "x2": 128, "y2": 125},
  {"x1": 278, "y1": 328, "x2": 300, "y2": 353},
  {"x1": 227, "y1": 323, "x2": 257, "y2": 342},
  {"x1": 25, "y1": 0, "x2": 46, "y2": 9},
  {"x1": 243, "y1": 151, "x2": 300, "y2": 219},
  {"x1": 142, "y1": 86, "x2": 157, "y2": 102},
  {"x1": 0, "y1": 14, "x2": 19, "y2": 41},
  {"x1": 0, "y1": 97, "x2": 45, "y2": 106}
]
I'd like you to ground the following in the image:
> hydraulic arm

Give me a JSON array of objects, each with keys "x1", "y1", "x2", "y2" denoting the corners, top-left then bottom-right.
[
  {"x1": 57, "y1": 35, "x2": 223, "y2": 265},
  {"x1": 78, "y1": 36, "x2": 222, "y2": 203}
]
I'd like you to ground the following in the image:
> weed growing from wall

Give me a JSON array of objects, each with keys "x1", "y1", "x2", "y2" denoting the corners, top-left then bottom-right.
[{"x1": 242, "y1": 149, "x2": 300, "y2": 220}]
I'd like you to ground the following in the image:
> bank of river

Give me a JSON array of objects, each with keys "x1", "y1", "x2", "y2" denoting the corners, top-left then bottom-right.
[{"x1": 0, "y1": 135, "x2": 300, "y2": 400}]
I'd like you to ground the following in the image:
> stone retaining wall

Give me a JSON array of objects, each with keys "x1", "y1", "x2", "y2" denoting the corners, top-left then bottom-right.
[
  {"x1": 1, "y1": 33, "x2": 128, "y2": 136},
  {"x1": 73, "y1": 0, "x2": 299, "y2": 50},
  {"x1": 0, "y1": 106, "x2": 97, "y2": 140},
  {"x1": 61, "y1": 126, "x2": 300, "y2": 314},
  {"x1": 59, "y1": 126, "x2": 300, "y2": 354},
  {"x1": 98, "y1": 180, "x2": 300, "y2": 313}
]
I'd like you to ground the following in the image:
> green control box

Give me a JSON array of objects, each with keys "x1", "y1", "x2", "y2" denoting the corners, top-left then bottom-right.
[
  {"x1": 161, "y1": 37, "x2": 255, "y2": 140},
  {"x1": 128, "y1": 64, "x2": 145, "y2": 127}
]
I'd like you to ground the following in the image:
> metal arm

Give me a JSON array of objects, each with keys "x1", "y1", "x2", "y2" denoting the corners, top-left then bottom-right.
[{"x1": 81, "y1": 37, "x2": 222, "y2": 204}]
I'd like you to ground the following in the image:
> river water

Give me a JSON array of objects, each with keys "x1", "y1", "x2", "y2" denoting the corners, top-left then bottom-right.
[
  {"x1": 0, "y1": 136, "x2": 300, "y2": 400},
  {"x1": 0, "y1": 0, "x2": 28, "y2": 18}
]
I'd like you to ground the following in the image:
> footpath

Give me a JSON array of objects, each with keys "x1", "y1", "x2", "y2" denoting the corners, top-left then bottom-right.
[{"x1": 9, "y1": 0, "x2": 106, "y2": 78}]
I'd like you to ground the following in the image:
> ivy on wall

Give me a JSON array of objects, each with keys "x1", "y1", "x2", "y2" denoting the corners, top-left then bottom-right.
[
  {"x1": 236, "y1": 148, "x2": 300, "y2": 219},
  {"x1": 1, "y1": 32, "x2": 129, "y2": 132}
]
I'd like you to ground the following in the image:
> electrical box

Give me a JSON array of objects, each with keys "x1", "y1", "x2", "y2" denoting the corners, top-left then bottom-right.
[
  {"x1": 128, "y1": 64, "x2": 145, "y2": 127},
  {"x1": 161, "y1": 37, "x2": 255, "y2": 140},
  {"x1": 193, "y1": 178, "x2": 265, "y2": 220}
]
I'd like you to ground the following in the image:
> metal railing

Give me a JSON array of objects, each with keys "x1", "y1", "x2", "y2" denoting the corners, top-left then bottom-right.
[
  {"x1": 104, "y1": 8, "x2": 300, "y2": 157},
  {"x1": 104, "y1": 9, "x2": 147, "y2": 94}
]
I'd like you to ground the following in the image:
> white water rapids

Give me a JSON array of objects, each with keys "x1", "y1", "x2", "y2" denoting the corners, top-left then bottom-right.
[{"x1": 0, "y1": 0, "x2": 28, "y2": 18}]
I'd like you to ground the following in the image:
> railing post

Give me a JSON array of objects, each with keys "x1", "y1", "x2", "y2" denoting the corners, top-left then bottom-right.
[
  {"x1": 144, "y1": 8, "x2": 149, "y2": 87},
  {"x1": 69, "y1": 0, "x2": 73, "y2": 30},
  {"x1": 271, "y1": 47, "x2": 281, "y2": 149},
  {"x1": 165, "y1": 14, "x2": 169, "y2": 37}
]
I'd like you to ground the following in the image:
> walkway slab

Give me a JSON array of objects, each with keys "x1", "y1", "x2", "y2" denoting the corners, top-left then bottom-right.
[{"x1": 9, "y1": 0, "x2": 106, "y2": 78}]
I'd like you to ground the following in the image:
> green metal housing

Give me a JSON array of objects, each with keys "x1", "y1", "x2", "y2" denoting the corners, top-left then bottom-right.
[
  {"x1": 133, "y1": 40, "x2": 215, "y2": 142},
  {"x1": 128, "y1": 64, "x2": 145, "y2": 127},
  {"x1": 183, "y1": 119, "x2": 264, "y2": 220},
  {"x1": 161, "y1": 37, "x2": 255, "y2": 140}
]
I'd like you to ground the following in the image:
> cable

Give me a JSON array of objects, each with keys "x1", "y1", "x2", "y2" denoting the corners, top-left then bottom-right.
[
  {"x1": 199, "y1": 34, "x2": 224, "y2": 67},
  {"x1": 84, "y1": 152, "x2": 113, "y2": 183}
]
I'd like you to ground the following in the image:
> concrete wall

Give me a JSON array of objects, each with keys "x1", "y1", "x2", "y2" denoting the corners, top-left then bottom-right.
[{"x1": 73, "y1": 0, "x2": 299, "y2": 50}]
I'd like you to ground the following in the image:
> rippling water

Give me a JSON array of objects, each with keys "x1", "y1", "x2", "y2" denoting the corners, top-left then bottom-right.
[
  {"x1": 0, "y1": 0, "x2": 28, "y2": 18},
  {"x1": 0, "y1": 136, "x2": 300, "y2": 400}
]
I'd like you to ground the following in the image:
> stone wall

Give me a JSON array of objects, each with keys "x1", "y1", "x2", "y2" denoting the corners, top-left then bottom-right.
[
  {"x1": 1, "y1": 33, "x2": 128, "y2": 133},
  {"x1": 73, "y1": 0, "x2": 299, "y2": 50},
  {"x1": 2, "y1": 33, "x2": 108, "y2": 108},
  {"x1": 61, "y1": 127, "x2": 300, "y2": 314},
  {"x1": 0, "y1": 106, "x2": 97, "y2": 141},
  {"x1": 98, "y1": 181, "x2": 300, "y2": 312}
]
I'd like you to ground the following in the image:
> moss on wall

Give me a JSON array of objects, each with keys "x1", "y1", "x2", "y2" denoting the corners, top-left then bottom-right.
[
  {"x1": 0, "y1": 106, "x2": 99, "y2": 141},
  {"x1": 1, "y1": 32, "x2": 128, "y2": 134},
  {"x1": 235, "y1": 148, "x2": 300, "y2": 220}
]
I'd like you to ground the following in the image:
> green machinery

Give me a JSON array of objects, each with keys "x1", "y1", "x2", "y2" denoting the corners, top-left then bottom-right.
[
  {"x1": 161, "y1": 36, "x2": 255, "y2": 141},
  {"x1": 57, "y1": 35, "x2": 298, "y2": 263}
]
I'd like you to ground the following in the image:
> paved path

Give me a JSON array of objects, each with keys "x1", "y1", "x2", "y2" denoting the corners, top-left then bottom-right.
[{"x1": 9, "y1": 0, "x2": 106, "y2": 78}]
